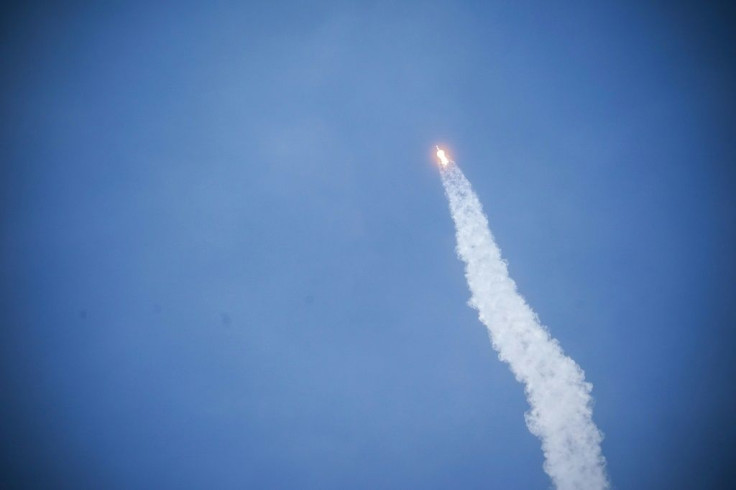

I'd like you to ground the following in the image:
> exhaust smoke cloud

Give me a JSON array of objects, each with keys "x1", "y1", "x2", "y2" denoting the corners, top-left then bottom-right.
[{"x1": 439, "y1": 154, "x2": 609, "y2": 490}]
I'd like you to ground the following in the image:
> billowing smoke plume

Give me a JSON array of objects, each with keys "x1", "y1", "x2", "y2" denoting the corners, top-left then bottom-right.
[{"x1": 441, "y1": 163, "x2": 608, "y2": 490}]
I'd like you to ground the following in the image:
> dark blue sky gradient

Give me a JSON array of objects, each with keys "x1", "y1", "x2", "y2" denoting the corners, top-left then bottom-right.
[{"x1": 2, "y1": 2, "x2": 734, "y2": 488}]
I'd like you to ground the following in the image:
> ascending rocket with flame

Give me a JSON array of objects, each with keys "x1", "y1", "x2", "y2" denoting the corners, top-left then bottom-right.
[{"x1": 436, "y1": 146, "x2": 450, "y2": 167}]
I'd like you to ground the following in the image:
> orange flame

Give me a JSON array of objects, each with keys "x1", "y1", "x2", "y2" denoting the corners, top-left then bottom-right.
[{"x1": 436, "y1": 146, "x2": 450, "y2": 167}]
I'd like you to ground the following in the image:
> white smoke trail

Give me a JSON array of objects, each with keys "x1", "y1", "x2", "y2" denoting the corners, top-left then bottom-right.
[{"x1": 440, "y1": 163, "x2": 608, "y2": 490}]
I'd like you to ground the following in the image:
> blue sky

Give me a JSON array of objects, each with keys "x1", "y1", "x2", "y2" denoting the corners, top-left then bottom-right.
[{"x1": 1, "y1": 2, "x2": 734, "y2": 488}]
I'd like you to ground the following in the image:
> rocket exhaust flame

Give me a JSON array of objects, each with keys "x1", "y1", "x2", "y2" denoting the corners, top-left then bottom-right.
[
  {"x1": 436, "y1": 146, "x2": 450, "y2": 167},
  {"x1": 439, "y1": 159, "x2": 609, "y2": 490}
]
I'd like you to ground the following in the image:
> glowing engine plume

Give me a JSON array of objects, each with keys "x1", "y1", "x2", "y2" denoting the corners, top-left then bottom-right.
[
  {"x1": 436, "y1": 146, "x2": 450, "y2": 167},
  {"x1": 439, "y1": 159, "x2": 609, "y2": 490}
]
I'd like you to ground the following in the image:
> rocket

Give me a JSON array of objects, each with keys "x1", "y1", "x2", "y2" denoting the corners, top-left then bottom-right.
[{"x1": 436, "y1": 146, "x2": 450, "y2": 167}]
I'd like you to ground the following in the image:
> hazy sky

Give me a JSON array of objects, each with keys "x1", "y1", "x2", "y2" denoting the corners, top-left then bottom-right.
[{"x1": 1, "y1": 2, "x2": 734, "y2": 488}]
